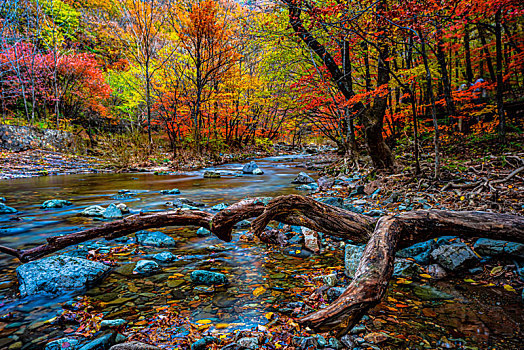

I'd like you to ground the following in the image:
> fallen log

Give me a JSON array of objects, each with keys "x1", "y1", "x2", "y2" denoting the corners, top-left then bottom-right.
[{"x1": 0, "y1": 194, "x2": 523, "y2": 338}]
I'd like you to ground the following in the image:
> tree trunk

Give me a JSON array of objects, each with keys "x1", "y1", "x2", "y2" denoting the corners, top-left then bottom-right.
[{"x1": 495, "y1": 9, "x2": 505, "y2": 143}]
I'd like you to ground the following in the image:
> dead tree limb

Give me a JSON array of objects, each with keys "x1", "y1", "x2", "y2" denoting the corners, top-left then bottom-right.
[{"x1": 0, "y1": 195, "x2": 523, "y2": 337}]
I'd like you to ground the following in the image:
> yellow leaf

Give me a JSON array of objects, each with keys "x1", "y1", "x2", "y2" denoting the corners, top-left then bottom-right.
[
  {"x1": 419, "y1": 274, "x2": 432, "y2": 279},
  {"x1": 503, "y1": 285, "x2": 516, "y2": 292},
  {"x1": 396, "y1": 278, "x2": 412, "y2": 284},
  {"x1": 253, "y1": 286, "x2": 266, "y2": 297},
  {"x1": 460, "y1": 196, "x2": 465, "y2": 200},
  {"x1": 490, "y1": 266, "x2": 503, "y2": 275},
  {"x1": 464, "y1": 279, "x2": 476, "y2": 283},
  {"x1": 215, "y1": 323, "x2": 229, "y2": 329},
  {"x1": 196, "y1": 319, "x2": 212, "y2": 324},
  {"x1": 265, "y1": 312, "x2": 274, "y2": 320}
]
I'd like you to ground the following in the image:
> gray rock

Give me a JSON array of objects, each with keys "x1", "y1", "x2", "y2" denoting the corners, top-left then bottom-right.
[
  {"x1": 45, "y1": 337, "x2": 81, "y2": 350},
  {"x1": 393, "y1": 258, "x2": 423, "y2": 278},
  {"x1": 474, "y1": 238, "x2": 524, "y2": 259},
  {"x1": 344, "y1": 244, "x2": 366, "y2": 278},
  {"x1": 190, "y1": 270, "x2": 228, "y2": 285},
  {"x1": 325, "y1": 287, "x2": 346, "y2": 302},
  {"x1": 252, "y1": 168, "x2": 264, "y2": 175},
  {"x1": 397, "y1": 240, "x2": 438, "y2": 265},
  {"x1": 81, "y1": 205, "x2": 105, "y2": 217},
  {"x1": 427, "y1": 264, "x2": 448, "y2": 279},
  {"x1": 110, "y1": 342, "x2": 160, "y2": 350},
  {"x1": 349, "y1": 185, "x2": 365, "y2": 197},
  {"x1": 363, "y1": 209, "x2": 385, "y2": 217},
  {"x1": 136, "y1": 231, "x2": 176, "y2": 247},
  {"x1": 384, "y1": 191, "x2": 401, "y2": 204},
  {"x1": 296, "y1": 183, "x2": 319, "y2": 191},
  {"x1": 17, "y1": 255, "x2": 110, "y2": 296},
  {"x1": 292, "y1": 172, "x2": 314, "y2": 184},
  {"x1": 317, "y1": 176, "x2": 335, "y2": 191},
  {"x1": 190, "y1": 336, "x2": 220, "y2": 350},
  {"x1": 151, "y1": 251, "x2": 176, "y2": 262},
  {"x1": 0, "y1": 203, "x2": 17, "y2": 214},
  {"x1": 133, "y1": 260, "x2": 159, "y2": 275},
  {"x1": 103, "y1": 204, "x2": 123, "y2": 219},
  {"x1": 237, "y1": 337, "x2": 258, "y2": 349},
  {"x1": 41, "y1": 199, "x2": 72, "y2": 209},
  {"x1": 242, "y1": 161, "x2": 263, "y2": 174},
  {"x1": 196, "y1": 227, "x2": 211, "y2": 237},
  {"x1": 316, "y1": 197, "x2": 345, "y2": 209},
  {"x1": 101, "y1": 319, "x2": 126, "y2": 328},
  {"x1": 203, "y1": 171, "x2": 221, "y2": 178},
  {"x1": 160, "y1": 189, "x2": 180, "y2": 195},
  {"x1": 116, "y1": 203, "x2": 129, "y2": 213},
  {"x1": 234, "y1": 220, "x2": 251, "y2": 229},
  {"x1": 77, "y1": 333, "x2": 113, "y2": 350},
  {"x1": 431, "y1": 242, "x2": 479, "y2": 271}
]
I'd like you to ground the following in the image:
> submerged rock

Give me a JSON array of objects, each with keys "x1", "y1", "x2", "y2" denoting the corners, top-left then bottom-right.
[
  {"x1": 234, "y1": 220, "x2": 251, "y2": 229},
  {"x1": 190, "y1": 270, "x2": 228, "y2": 285},
  {"x1": 474, "y1": 238, "x2": 524, "y2": 259},
  {"x1": 344, "y1": 244, "x2": 366, "y2": 278},
  {"x1": 81, "y1": 205, "x2": 105, "y2": 217},
  {"x1": 203, "y1": 171, "x2": 221, "y2": 178},
  {"x1": 211, "y1": 203, "x2": 228, "y2": 211},
  {"x1": 151, "y1": 251, "x2": 176, "y2": 262},
  {"x1": 296, "y1": 183, "x2": 318, "y2": 191},
  {"x1": 196, "y1": 227, "x2": 211, "y2": 237},
  {"x1": 242, "y1": 161, "x2": 263, "y2": 174},
  {"x1": 191, "y1": 337, "x2": 220, "y2": 350},
  {"x1": 237, "y1": 337, "x2": 258, "y2": 349},
  {"x1": 411, "y1": 284, "x2": 454, "y2": 300},
  {"x1": 133, "y1": 260, "x2": 159, "y2": 275},
  {"x1": 101, "y1": 319, "x2": 126, "y2": 328},
  {"x1": 103, "y1": 203, "x2": 123, "y2": 219},
  {"x1": 17, "y1": 255, "x2": 110, "y2": 296},
  {"x1": 316, "y1": 197, "x2": 344, "y2": 209},
  {"x1": 77, "y1": 333, "x2": 114, "y2": 350},
  {"x1": 160, "y1": 189, "x2": 180, "y2": 195},
  {"x1": 41, "y1": 199, "x2": 72, "y2": 209},
  {"x1": 0, "y1": 203, "x2": 17, "y2": 214},
  {"x1": 45, "y1": 337, "x2": 81, "y2": 350},
  {"x1": 431, "y1": 242, "x2": 479, "y2": 271},
  {"x1": 136, "y1": 231, "x2": 176, "y2": 247},
  {"x1": 292, "y1": 172, "x2": 314, "y2": 184}
]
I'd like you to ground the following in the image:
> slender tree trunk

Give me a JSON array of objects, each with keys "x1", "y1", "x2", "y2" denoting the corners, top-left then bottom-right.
[
  {"x1": 495, "y1": 9, "x2": 505, "y2": 143},
  {"x1": 477, "y1": 24, "x2": 496, "y2": 82},
  {"x1": 436, "y1": 20, "x2": 456, "y2": 116},
  {"x1": 464, "y1": 24, "x2": 474, "y2": 84}
]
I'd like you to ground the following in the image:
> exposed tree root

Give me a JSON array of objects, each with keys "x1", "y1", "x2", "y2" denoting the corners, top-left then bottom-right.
[{"x1": 1, "y1": 194, "x2": 523, "y2": 337}]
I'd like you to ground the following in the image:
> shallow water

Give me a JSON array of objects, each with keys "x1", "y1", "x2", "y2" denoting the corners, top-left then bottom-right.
[{"x1": 0, "y1": 155, "x2": 522, "y2": 349}]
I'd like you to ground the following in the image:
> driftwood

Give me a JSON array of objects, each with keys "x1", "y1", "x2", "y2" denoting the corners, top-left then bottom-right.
[{"x1": 1, "y1": 194, "x2": 523, "y2": 337}]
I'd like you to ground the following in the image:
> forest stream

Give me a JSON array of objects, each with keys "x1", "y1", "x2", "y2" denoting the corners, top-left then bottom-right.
[{"x1": 0, "y1": 155, "x2": 522, "y2": 349}]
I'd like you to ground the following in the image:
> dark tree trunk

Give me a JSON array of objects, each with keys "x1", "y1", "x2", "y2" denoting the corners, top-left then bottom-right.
[{"x1": 495, "y1": 9, "x2": 505, "y2": 143}]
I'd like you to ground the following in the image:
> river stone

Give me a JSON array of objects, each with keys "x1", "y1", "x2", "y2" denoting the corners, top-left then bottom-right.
[
  {"x1": 103, "y1": 203, "x2": 123, "y2": 219},
  {"x1": 116, "y1": 203, "x2": 129, "y2": 213},
  {"x1": 191, "y1": 337, "x2": 220, "y2": 350},
  {"x1": 303, "y1": 228, "x2": 320, "y2": 253},
  {"x1": 110, "y1": 342, "x2": 160, "y2": 350},
  {"x1": 133, "y1": 260, "x2": 159, "y2": 275},
  {"x1": 252, "y1": 168, "x2": 264, "y2": 175},
  {"x1": 101, "y1": 319, "x2": 126, "y2": 328},
  {"x1": 136, "y1": 231, "x2": 176, "y2": 247},
  {"x1": 242, "y1": 161, "x2": 263, "y2": 174},
  {"x1": 45, "y1": 337, "x2": 81, "y2": 350},
  {"x1": 237, "y1": 337, "x2": 258, "y2": 349},
  {"x1": 0, "y1": 203, "x2": 17, "y2": 214},
  {"x1": 316, "y1": 197, "x2": 344, "y2": 209},
  {"x1": 397, "y1": 239, "x2": 438, "y2": 265},
  {"x1": 81, "y1": 205, "x2": 105, "y2": 217},
  {"x1": 411, "y1": 284, "x2": 454, "y2": 300},
  {"x1": 344, "y1": 244, "x2": 366, "y2": 278},
  {"x1": 430, "y1": 242, "x2": 479, "y2": 271},
  {"x1": 349, "y1": 185, "x2": 365, "y2": 197},
  {"x1": 160, "y1": 189, "x2": 180, "y2": 195},
  {"x1": 234, "y1": 220, "x2": 251, "y2": 229},
  {"x1": 17, "y1": 255, "x2": 110, "y2": 296},
  {"x1": 41, "y1": 199, "x2": 72, "y2": 209},
  {"x1": 196, "y1": 227, "x2": 211, "y2": 237},
  {"x1": 427, "y1": 264, "x2": 448, "y2": 279},
  {"x1": 296, "y1": 183, "x2": 318, "y2": 191},
  {"x1": 292, "y1": 172, "x2": 314, "y2": 184},
  {"x1": 190, "y1": 270, "x2": 228, "y2": 285},
  {"x1": 151, "y1": 251, "x2": 176, "y2": 262},
  {"x1": 317, "y1": 176, "x2": 335, "y2": 190},
  {"x1": 473, "y1": 238, "x2": 524, "y2": 259},
  {"x1": 77, "y1": 333, "x2": 113, "y2": 350},
  {"x1": 203, "y1": 171, "x2": 221, "y2": 178}
]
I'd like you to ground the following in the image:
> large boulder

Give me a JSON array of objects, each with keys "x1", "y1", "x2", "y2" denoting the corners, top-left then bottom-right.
[
  {"x1": 190, "y1": 270, "x2": 228, "y2": 285},
  {"x1": 16, "y1": 255, "x2": 110, "y2": 296},
  {"x1": 473, "y1": 238, "x2": 524, "y2": 259},
  {"x1": 396, "y1": 239, "x2": 438, "y2": 265},
  {"x1": 242, "y1": 161, "x2": 263, "y2": 174},
  {"x1": 292, "y1": 172, "x2": 314, "y2": 184},
  {"x1": 41, "y1": 199, "x2": 72, "y2": 209},
  {"x1": 135, "y1": 231, "x2": 176, "y2": 247},
  {"x1": 430, "y1": 242, "x2": 479, "y2": 271}
]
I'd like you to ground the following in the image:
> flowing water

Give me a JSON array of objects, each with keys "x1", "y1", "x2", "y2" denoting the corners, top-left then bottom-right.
[{"x1": 0, "y1": 155, "x2": 522, "y2": 349}]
